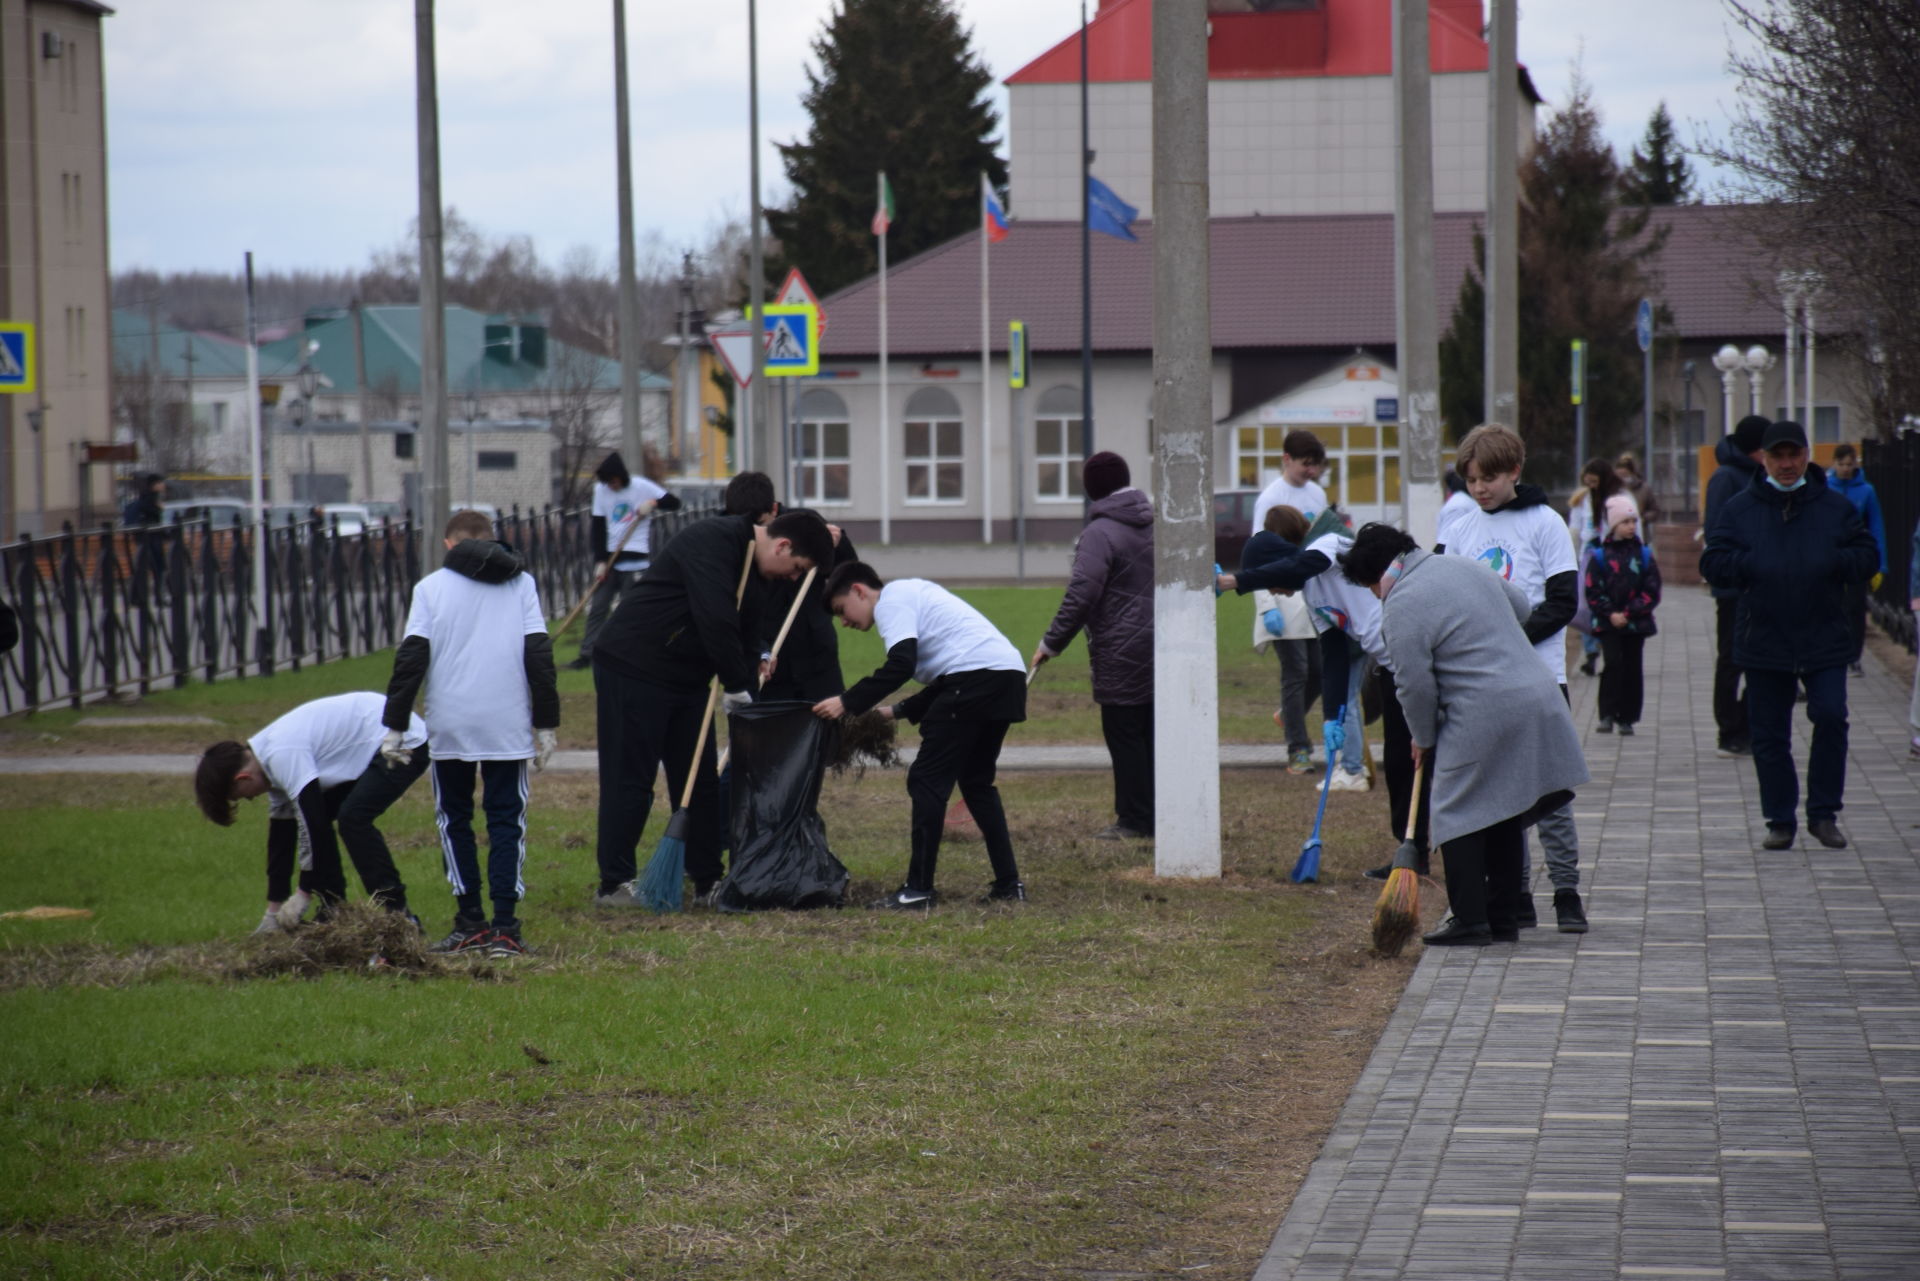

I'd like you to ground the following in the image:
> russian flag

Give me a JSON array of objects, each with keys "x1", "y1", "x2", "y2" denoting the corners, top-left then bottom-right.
[{"x1": 982, "y1": 174, "x2": 1010, "y2": 244}]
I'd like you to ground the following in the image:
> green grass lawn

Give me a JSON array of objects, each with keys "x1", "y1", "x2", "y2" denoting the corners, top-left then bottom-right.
[
  {"x1": 0, "y1": 769, "x2": 1408, "y2": 1279},
  {"x1": 1, "y1": 586, "x2": 1313, "y2": 753}
]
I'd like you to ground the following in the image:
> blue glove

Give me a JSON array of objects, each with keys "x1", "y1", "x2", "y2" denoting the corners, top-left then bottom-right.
[
  {"x1": 1322, "y1": 711, "x2": 1347, "y2": 756},
  {"x1": 1213, "y1": 563, "x2": 1226, "y2": 598},
  {"x1": 1263, "y1": 607, "x2": 1284, "y2": 635}
]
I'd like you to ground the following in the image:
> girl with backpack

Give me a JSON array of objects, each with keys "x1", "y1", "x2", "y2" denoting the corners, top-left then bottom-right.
[{"x1": 1584, "y1": 494, "x2": 1661, "y2": 736}]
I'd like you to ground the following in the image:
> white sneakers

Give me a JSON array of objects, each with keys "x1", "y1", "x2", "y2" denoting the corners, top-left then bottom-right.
[
  {"x1": 273, "y1": 889, "x2": 312, "y2": 930},
  {"x1": 252, "y1": 910, "x2": 283, "y2": 936},
  {"x1": 1328, "y1": 768, "x2": 1370, "y2": 793}
]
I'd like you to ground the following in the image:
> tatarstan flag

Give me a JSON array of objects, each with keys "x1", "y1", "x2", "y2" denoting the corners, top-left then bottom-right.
[{"x1": 872, "y1": 172, "x2": 895, "y2": 236}]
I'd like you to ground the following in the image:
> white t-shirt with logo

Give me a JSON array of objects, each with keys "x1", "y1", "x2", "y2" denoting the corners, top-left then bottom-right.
[
  {"x1": 1252, "y1": 474, "x2": 1330, "y2": 533},
  {"x1": 874, "y1": 579, "x2": 1024, "y2": 685},
  {"x1": 1302, "y1": 533, "x2": 1389, "y2": 667},
  {"x1": 1436, "y1": 490, "x2": 1479, "y2": 549},
  {"x1": 593, "y1": 478, "x2": 669, "y2": 566},
  {"x1": 1440, "y1": 501, "x2": 1578, "y2": 683},
  {"x1": 251, "y1": 691, "x2": 425, "y2": 815},
  {"x1": 403, "y1": 568, "x2": 547, "y2": 760}
]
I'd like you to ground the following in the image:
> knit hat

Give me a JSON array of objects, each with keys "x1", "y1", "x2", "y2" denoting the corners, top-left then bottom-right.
[
  {"x1": 1082, "y1": 451, "x2": 1130, "y2": 501},
  {"x1": 1731, "y1": 415, "x2": 1770, "y2": 454},
  {"x1": 1603, "y1": 493, "x2": 1637, "y2": 534}
]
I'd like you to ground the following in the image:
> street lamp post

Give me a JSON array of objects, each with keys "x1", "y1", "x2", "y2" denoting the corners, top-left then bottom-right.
[
  {"x1": 296, "y1": 350, "x2": 320, "y2": 507},
  {"x1": 1712, "y1": 344, "x2": 1743, "y2": 434},
  {"x1": 1743, "y1": 344, "x2": 1775, "y2": 420},
  {"x1": 464, "y1": 392, "x2": 479, "y2": 509}
]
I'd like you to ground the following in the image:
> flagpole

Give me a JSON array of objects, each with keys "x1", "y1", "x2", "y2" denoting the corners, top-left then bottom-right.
[
  {"x1": 980, "y1": 173, "x2": 993, "y2": 544},
  {"x1": 1080, "y1": 0, "x2": 1095, "y2": 467},
  {"x1": 878, "y1": 172, "x2": 891, "y2": 545}
]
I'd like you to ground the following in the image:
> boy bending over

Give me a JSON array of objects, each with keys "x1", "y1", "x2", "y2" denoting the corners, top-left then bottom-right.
[{"x1": 815, "y1": 563, "x2": 1027, "y2": 909}]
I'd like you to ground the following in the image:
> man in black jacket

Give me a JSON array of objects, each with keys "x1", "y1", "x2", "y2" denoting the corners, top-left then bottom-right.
[
  {"x1": 1701, "y1": 420, "x2": 1880, "y2": 851},
  {"x1": 1702, "y1": 415, "x2": 1769, "y2": 757},
  {"x1": 592, "y1": 507, "x2": 833, "y2": 904}
]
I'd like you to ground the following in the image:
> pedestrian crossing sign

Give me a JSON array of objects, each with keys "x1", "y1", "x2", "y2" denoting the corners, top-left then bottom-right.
[
  {"x1": 760, "y1": 304, "x2": 818, "y2": 378},
  {"x1": 0, "y1": 323, "x2": 34, "y2": 394}
]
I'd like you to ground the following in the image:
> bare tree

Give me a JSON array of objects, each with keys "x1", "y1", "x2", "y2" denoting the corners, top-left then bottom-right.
[
  {"x1": 535, "y1": 342, "x2": 620, "y2": 510},
  {"x1": 111, "y1": 354, "x2": 202, "y2": 475},
  {"x1": 1703, "y1": 0, "x2": 1920, "y2": 435}
]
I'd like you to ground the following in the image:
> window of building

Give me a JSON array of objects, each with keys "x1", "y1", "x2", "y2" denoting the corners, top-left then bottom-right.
[
  {"x1": 1775, "y1": 404, "x2": 1843, "y2": 444},
  {"x1": 903, "y1": 387, "x2": 964, "y2": 503},
  {"x1": 1032, "y1": 386, "x2": 1085, "y2": 500},
  {"x1": 476, "y1": 450, "x2": 517, "y2": 471},
  {"x1": 794, "y1": 389, "x2": 851, "y2": 505},
  {"x1": 394, "y1": 432, "x2": 416, "y2": 460}
]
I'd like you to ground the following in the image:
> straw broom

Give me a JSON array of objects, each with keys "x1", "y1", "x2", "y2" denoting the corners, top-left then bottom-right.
[
  {"x1": 1370, "y1": 760, "x2": 1426, "y2": 957},
  {"x1": 635, "y1": 542, "x2": 756, "y2": 911}
]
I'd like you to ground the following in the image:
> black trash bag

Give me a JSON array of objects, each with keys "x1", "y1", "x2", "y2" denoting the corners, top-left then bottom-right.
[{"x1": 712, "y1": 700, "x2": 849, "y2": 912}]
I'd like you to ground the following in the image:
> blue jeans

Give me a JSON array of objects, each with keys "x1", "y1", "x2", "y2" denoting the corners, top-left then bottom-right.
[
  {"x1": 1338, "y1": 664, "x2": 1366, "y2": 776},
  {"x1": 1746, "y1": 666, "x2": 1848, "y2": 828},
  {"x1": 430, "y1": 758, "x2": 530, "y2": 928}
]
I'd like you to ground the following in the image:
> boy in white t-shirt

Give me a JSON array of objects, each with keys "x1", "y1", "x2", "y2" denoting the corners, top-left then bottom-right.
[
  {"x1": 1441, "y1": 424, "x2": 1587, "y2": 933},
  {"x1": 570, "y1": 452, "x2": 681, "y2": 669},
  {"x1": 1249, "y1": 431, "x2": 1332, "y2": 771},
  {"x1": 383, "y1": 509, "x2": 559, "y2": 958},
  {"x1": 194, "y1": 691, "x2": 430, "y2": 933},
  {"x1": 814, "y1": 563, "x2": 1028, "y2": 910}
]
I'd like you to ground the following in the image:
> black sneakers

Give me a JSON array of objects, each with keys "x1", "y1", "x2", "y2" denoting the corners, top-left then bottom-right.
[
  {"x1": 1716, "y1": 740, "x2": 1752, "y2": 758},
  {"x1": 1596, "y1": 718, "x2": 1614, "y2": 734},
  {"x1": 429, "y1": 918, "x2": 491, "y2": 954},
  {"x1": 1762, "y1": 825, "x2": 1796, "y2": 850},
  {"x1": 1808, "y1": 819, "x2": 1848, "y2": 849},
  {"x1": 1617, "y1": 723, "x2": 1636, "y2": 737},
  {"x1": 1553, "y1": 888, "x2": 1589, "y2": 933},
  {"x1": 1515, "y1": 895, "x2": 1538, "y2": 929},
  {"x1": 980, "y1": 881, "x2": 1028, "y2": 904},
  {"x1": 870, "y1": 886, "x2": 938, "y2": 911},
  {"x1": 487, "y1": 927, "x2": 528, "y2": 959}
]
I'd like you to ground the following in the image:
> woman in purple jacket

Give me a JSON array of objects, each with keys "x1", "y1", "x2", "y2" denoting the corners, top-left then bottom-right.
[{"x1": 1032, "y1": 451, "x2": 1155, "y2": 840}]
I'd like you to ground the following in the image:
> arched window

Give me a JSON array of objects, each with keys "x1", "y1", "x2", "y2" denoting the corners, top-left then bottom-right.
[
  {"x1": 903, "y1": 386, "x2": 964, "y2": 503},
  {"x1": 1033, "y1": 385, "x2": 1084, "y2": 500},
  {"x1": 794, "y1": 389, "x2": 850, "y2": 504}
]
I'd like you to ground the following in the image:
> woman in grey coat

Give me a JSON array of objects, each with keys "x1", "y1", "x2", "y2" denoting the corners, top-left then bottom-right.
[{"x1": 1340, "y1": 524, "x2": 1590, "y2": 946}]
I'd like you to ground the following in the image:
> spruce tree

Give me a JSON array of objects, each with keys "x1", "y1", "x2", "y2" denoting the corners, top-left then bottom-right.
[
  {"x1": 1619, "y1": 102, "x2": 1696, "y2": 206},
  {"x1": 1439, "y1": 75, "x2": 1667, "y2": 485},
  {"x1": 766, "y1": 0, "x2": 1007, "y2": 298}
]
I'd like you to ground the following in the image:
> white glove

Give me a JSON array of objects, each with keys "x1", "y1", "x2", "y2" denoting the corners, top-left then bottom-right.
[
  {"x1": 534, "y1": 728, "x2": 557, "y2": 772},
  {"x1": 274, "y1": 888, "x2": 312, "y2": 930},
  {"x1": 378, "y1": 729, "x2": 411, "y2": 768},
  {"x1": 720, "y1": 689, "x2": 753, "y2": 716}
]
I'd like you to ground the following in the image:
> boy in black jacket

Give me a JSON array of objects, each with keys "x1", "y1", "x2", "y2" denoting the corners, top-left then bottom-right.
[
  {"x1": 592, "y1": 507, "x2": 833, "y2": 904},
  {"x1": 814, "y1": 562, "x2": 1028, "y2": 909}
]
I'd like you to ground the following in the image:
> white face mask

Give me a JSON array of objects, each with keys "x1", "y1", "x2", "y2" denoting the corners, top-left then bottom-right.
[{"x1": 1765, "y1": 474, "x2": 1808, "y2": 492}]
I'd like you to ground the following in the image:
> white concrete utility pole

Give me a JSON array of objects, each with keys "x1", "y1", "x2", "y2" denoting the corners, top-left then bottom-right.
[
  {"x1": 1149, "y1": 0, "x2": 1220, "y2": 878},
  {"x1": 613, "y1": 0, "x2": 644, "y2": 470},
  {"x1": 351, "y1": 299, "x2": 374, "y2": 502},
  {"x1": 415, "y1": 0, "x2": 450, "y2": 568},
  {"x1": 1482, "y1": 0, "x2": 1518, "y2": 432},
  {"x1": 745, "y1": 0, "x2": 765, "y2": 475},
  {"x1": 1393, "y1": 0, "x2": 1442, "y2": 543}
]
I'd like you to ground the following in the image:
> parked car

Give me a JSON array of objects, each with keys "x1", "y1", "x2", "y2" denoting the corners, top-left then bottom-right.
[
  {"x1": 318, "y1": 503, "x2": 373, "y2": 537},
  {"x1": 160, "y1": 498, "x2": 253, "y2": 528},
  {"x1": 1213, "y1": 488, "x2": 1261, "y2": 567}
]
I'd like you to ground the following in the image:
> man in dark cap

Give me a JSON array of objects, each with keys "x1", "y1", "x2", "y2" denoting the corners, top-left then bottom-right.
[
  {"x1": 1702, "y1": 420, "x2": 1880, "y2": 851},
  {"x1": 1702, "y1": 415, "x2": 1770, "y2": 757},
  {"x1": 1032, "y1": 451, "x2": 1155, "y2": 839}
]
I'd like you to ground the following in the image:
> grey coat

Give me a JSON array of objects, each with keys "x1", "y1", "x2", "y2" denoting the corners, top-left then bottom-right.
[{"x1": 1380, "y1": 550, "x2": 1590, "y2": 847}]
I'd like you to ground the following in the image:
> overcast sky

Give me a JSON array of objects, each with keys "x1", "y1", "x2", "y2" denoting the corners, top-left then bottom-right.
[{"x1": 105, "y1": 0, "x2": 1754, "y2": 276}]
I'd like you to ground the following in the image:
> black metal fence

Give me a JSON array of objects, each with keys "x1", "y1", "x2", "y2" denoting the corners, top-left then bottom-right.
[
  {"x1": 1862, "y1": 436, "x2": 1920, "y2": 651},
  {"x1": 2, "y1": 500, "x2": 716, "y2": 715}
]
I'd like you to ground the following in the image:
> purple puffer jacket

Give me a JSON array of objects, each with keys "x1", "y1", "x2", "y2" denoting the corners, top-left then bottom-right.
[{"x1": 1041, "y1": 487, "x2": 1155, "y2": 706}]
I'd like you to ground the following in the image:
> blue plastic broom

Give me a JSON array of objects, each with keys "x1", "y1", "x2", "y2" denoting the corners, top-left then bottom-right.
[{"x1": 1291, "y1": 704, "x2": 1345, "y2": 884}]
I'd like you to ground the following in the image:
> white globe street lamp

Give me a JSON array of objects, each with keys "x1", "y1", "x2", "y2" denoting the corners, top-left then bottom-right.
[{"x1": 1712, "y1": 343, "x2": 1744, "y2": 435}]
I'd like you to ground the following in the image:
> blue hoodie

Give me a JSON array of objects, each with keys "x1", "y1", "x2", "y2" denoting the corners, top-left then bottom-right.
[{"x1": 1829, "y1": 466, "x2": 1887, "y2": 576}]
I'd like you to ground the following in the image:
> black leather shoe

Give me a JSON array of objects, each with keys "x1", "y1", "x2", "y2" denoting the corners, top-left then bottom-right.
[
  {"x1": 1515, "y1": 895, "x2": 1538, "y2": 929},
  {"x1": 1490, "y1": 926, "x2": 1520, "y2": 943},
  {"x1": 1423, "y1": 919, "x2": 1493, "y2": 947},
  {"x1": 1617, "y1": 723, "x2": 1635, "y2": 736},
  {"x1": 980, "y1": 880, "x2": 1027, "y2": 903},
  {"x1": 1808, "y1": 820, "x2": 1848, "y2": 850},
  {"x1": 1595, "y1": 718, "x2": 1614, "y2": 734},
  {"x1": 1762, "y1": 825, "x2": 1796, "y2": 851},
  {"x1": 1554, "y1": 888, "x2": 1589, "y2": 933}
]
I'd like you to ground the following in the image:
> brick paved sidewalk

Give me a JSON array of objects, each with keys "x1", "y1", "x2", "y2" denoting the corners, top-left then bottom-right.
[{"x1": 1256, "y1": 584, "x2": 1920, "y2": 1281}]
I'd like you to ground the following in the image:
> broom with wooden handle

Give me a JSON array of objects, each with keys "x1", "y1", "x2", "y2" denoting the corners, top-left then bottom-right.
[
  {"x1": 1370, "y1": 760, "x2": 1426, "y2": 957},
  {"x1": 550, "y1": 501, "x2": 654, "y2": 641},
  {"x1": 714, "y1": 564, "x2": 818, "y2": 775},
  {"x1": 635, "y1": 542, "x2": 757, "y2": 912}
]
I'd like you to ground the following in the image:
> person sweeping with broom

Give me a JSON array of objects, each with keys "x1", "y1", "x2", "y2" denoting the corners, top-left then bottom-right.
[
  {"x1": 1336, "y1": 523, "x2": 1589, "y2": 947},
  {"x1": 589, "y1": 506, "x2": 833, "y2": 909}
]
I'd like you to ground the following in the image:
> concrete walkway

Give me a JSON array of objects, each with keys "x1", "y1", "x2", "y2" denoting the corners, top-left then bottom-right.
[{"x1": 1257, "y1": 585, "x2": 1920, "y2": 1281}]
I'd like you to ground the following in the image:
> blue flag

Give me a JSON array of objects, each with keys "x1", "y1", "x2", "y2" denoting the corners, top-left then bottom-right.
[{"x1": 1087, "y1": 175, "x2": 1139, "y2": 242}]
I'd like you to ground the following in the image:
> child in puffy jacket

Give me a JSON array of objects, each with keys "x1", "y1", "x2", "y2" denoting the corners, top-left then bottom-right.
[{"x1": 1585, "y1": 494, "x2": 1662, "y2": 736}]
